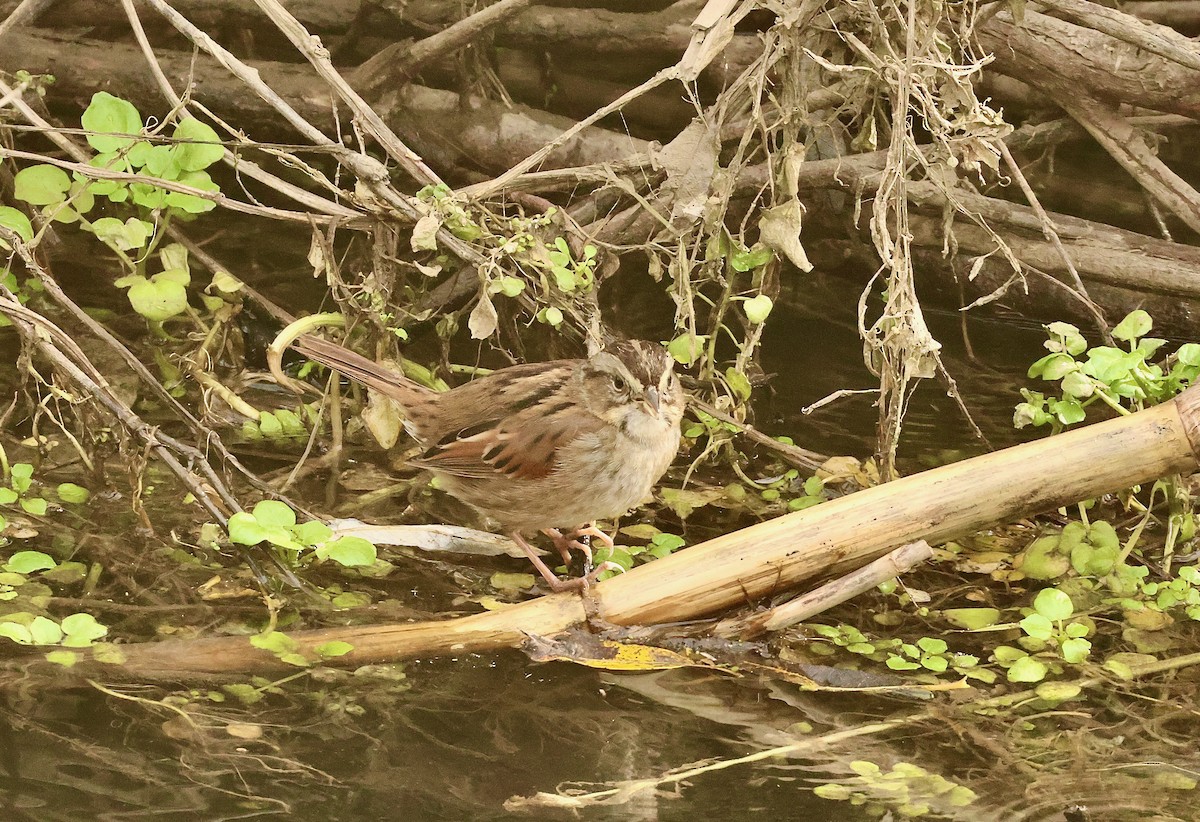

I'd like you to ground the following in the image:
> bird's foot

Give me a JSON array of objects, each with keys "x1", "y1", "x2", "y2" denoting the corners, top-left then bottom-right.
[
  {"x1": 513, "y1": 531, "x2": 623, "y2": 593},
  {"x1": 542, "y1": 523, "x2": 616, "y2": 573}
]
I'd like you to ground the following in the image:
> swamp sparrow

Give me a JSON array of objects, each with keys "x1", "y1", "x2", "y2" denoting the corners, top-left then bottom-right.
[{"x1": 291, "y1": 334, "x2": 685, "y2": 591}]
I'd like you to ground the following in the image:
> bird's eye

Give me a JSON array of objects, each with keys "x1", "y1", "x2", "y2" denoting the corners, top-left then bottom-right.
[{"x1": 610, "y1": 374, "x2": 628, "y2": 393}]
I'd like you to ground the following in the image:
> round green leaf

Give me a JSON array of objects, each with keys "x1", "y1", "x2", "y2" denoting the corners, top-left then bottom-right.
[
  {"x1": 29, "y1": 615, "x2": 62, "y2": 645},
  {"x1": 1033, "y1": 588, "x2": 1074, "y2": 621},
  {"x1": 814, "y1": 784, "x2": 852, "y2": 801},
  {"x1": 0, "y1": 207, "x2": 33, "y2": 244},
  {"x1": 228, "y1": 511, "x2": 270, "y2": 545},
  {"x1": 666, "y1": 333, "x2": 707, "y2": 366},
  {"x1": 60, "y1": 612, "x2": 108, "y2": 646},
  {"x1": 81, "y1": 92, "x2": 143, "y2": 153},
  {"x1": 56, "y1": 483, "x2": 90, "y2": 504},
  {"x1": 315, "y1": 640, "x2": 353, "y2": 658},
  {"x1": 916, "y1": 636, "x2": 947, "y2": 654},
  {"x1": 724, "y1": 367, "x2": 752, "y2": 401},
  {"x1": 172, "y1": 118, "x2": 224, "y2": 170},
  {"x1": 1176, "y1": 343, "x2": 1200, "y2": 367},
  {"x1": 14, "y1": 164, "x2": 71, "y2": 206},
  {"x1": 317, "y1": 536, "x2": 377, "y2": 567},
  {"x1": 142, "y1": 144, "x2": 180, "y2": 179},
  {"x1": 1060, "y1": 637, "x2": 1091, "y2": 663},
  {"x1": 292, "y1": 520, "x2": 333, "y2": 545},
  {"x1": 1112, "y1": 309, "x2": 1152, "y2": 342},
  {"x1": 941, "y1": 608, "x2": 1001, "y2": 630},
  {"x1": 1006, "y1": 655, "x2": 1048, "y2": 683},
  {"x1": 165, "y1": 170, "x2": 219, "y2": 214},
  {"x1": 1019, "y1": 613, "x2": 1053, "y2": 640},
  {"x1": 0, "y1": 622, "x2": 32, "y2": 644},
  {"x1": 18, "y1": 497, "x2": 47, "y2": 516},
  {"x1": 45, "y1": 649, "x2": 78, "y2": 667},
  {"x1": 127, "y1": 277, "x2": 188, "y2": 322},
  {"x1": 5, "y1": 551, "x2": 56, "y2": 573},
  {"x1": 251, "y1": 499, "x2": 296, "y2": 528},
  {"x1": 742, "y1": 294, "x2": 774, "y2": 324}
]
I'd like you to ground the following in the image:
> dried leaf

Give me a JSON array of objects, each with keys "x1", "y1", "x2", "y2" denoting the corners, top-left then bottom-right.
[
  {"x1": 468, "y1": 291, "x2": 498, "y2": 339},
  {"x1": 410, "y1": 212, "x2": 440, "y2": 251},
  {"x1": 759, "y1": 200, "x2": 813, "y2": 272}
]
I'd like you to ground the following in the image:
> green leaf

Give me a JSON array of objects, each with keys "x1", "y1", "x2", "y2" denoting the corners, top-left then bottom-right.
[
  {"x1": 81, "y1": 92, "x2": 143, "y2": 153},
  {"x1": 130, "y1": 182, "x2": 167, "y2": 209},
  {"x1": 1176, "y1": 343, "x2": 1200, "y2": 367},
  {"x1": 19, "y1": 497, "x2": 47, "y2": 516},
  {"x1": 142, "y1": 144, "x2": 180, "y2": 179},
  {"x1": 916, "y1": 636, "x2": 947, "y2": 654},
  {"x1": 1006, "y1": 655, "x2": 1048, "y2": 683},
  {"x1": 45, "y1": 649, "x2": 78, "y2": 667},
  {"x1": 666, "y1": 333, "x2": 707, "y2": 366},
  {"x1": 1060, "y1": 637, "x2": 1091, "y2": 663},
  {"x1": 292, "y1": 520, "x2": 333, "y2": 545},
  {"x1": 14, "y1": 164, "x2": 71, "y2": 206},
  {"x1": 922, "y1": 655, "x2": 949, "y2": 673},
  {"x1": 60, "y1": 612, "x2": 108, "y2": 646},
  {"x1": 29, "y1": 615, "x2": 63, "y2": 645},
  {"x1": 0, "y1": 488, "x2": 16, "y2": 505},
  {"x1": 315, "y1": 640, "x2": 353, "y2": 658},
  {"x1": 813, "y1": 784, "x2": 852, "y2": 801},
  {"x1": 56, "y1": 483, "x2": 90, "y2": 504},
  {"x1": 165, "y1": 170, "x2": 219, "y2": 213},
  {"x1": 172, "y1": 118, "x2": 224, "y2": 171},
  {"x1": 1035, "y1": 681, "x2": 1082, "y2": 702},
  {"x1": 0, "y1": 622, "x2": 32, "y2": 644},
  {"x1": 251, "y1": 499, "x2": 296, "y2": 528},
  {"x1": 316, "y1": 536, "x2": 377, "y2": 567},
  {"x1": 729, "y1": 243, "x2": 772, "y2": 272},
  {"x1": 1112, "y1": 309, "x2": 1153, "y2": 342},
  {"x1": 1019, "y1": 613, "x2": 1053, "y2": 640},
  {"x1": 742, "y1": 294, "x2": 773, "y2": 324},
  {"x1": 10, "y1": 463, "x2": 33, "y2": 491},
  {"x1": 126, "y1": 277, "x2": 188, "y2": 322},
  {"x1": 941, "y1": 608, "x2": 1001, "y2": 630},
  {"x1": 228, "y1": 511, "x2": 270, "y2": 545},
  {"x1": 91, "y1": 216, "x2": 154, "y2": 251},
  {"x1": 1033, "y1": 588, "x2": 1074, "y2": 621},
  {"x1": 5, "y1": 551, "x2": 56, "y2": 573},
  {"x1": 250, "y1": 630, "x2": 299, "y2": 655},
  {"x1": 0, "y1": 207, "x2": 34, "y2": 245},
  {"x1": 1060, "y1": 370, "x2": 1094, "y2": 398},
  {"x1": 492, "y1": 275, "x2": 525, "y2": 297},
  {"x1": 724, "y1": 367, "x2": 752, "y2": 401}
]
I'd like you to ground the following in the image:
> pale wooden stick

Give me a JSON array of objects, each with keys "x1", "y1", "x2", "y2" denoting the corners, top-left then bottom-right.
[{"x1": 713, "y1": 541, "x2": 934, "y2": 638}]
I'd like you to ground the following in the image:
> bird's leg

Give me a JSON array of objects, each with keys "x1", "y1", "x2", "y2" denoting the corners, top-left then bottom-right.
[
  {"x1": 542, "y1": 523, "x2": 615, "y2": 574},
  {"x1": 511, "y1": 531, "x2": 582, "y2": 593},
  {"x1": 541, "y1": 527, "x2": 582, "y2": 567},
  {"x1": 513, "y1": 532, "x2": 624, "y2": 593},
  {"x1": 570, "y1": 523, "x2": 615, "y2": 549}
]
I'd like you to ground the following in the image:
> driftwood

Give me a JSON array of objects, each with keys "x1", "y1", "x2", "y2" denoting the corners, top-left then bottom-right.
[{"x1": 43, "y1": 383, "x2": 1200, "y2": 682}]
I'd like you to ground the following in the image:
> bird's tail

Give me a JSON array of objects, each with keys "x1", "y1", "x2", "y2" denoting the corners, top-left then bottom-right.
[{"x1": 291, "y1": 334, "x2": 436, "y2": 407}]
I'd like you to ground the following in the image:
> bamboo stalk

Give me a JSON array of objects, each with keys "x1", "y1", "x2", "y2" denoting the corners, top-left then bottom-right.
[{"x1": 77, "y1": 385, "x2": 1200, "y2": 681}]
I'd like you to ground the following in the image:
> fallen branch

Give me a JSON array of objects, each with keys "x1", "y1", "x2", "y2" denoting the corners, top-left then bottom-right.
[
  {"x1": 40, "y1": 382, "x2": 1200, "y2": 681},
  {"x1": 713, "y1": 541, "x2": 935, "y2": 639}
]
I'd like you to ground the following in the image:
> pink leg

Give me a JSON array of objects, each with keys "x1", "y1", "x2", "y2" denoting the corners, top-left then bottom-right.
[
  {"x1": 512, "y1": 532, "x2": 623, "y2": 592},
  {"x1": 511, "y1": 531, "x2": 583, "y2": 592}
]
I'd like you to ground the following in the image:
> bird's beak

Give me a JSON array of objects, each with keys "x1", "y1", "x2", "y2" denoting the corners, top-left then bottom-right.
[{"x1": 644, "y1": 386, "x2": 661, "y2": 415}]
